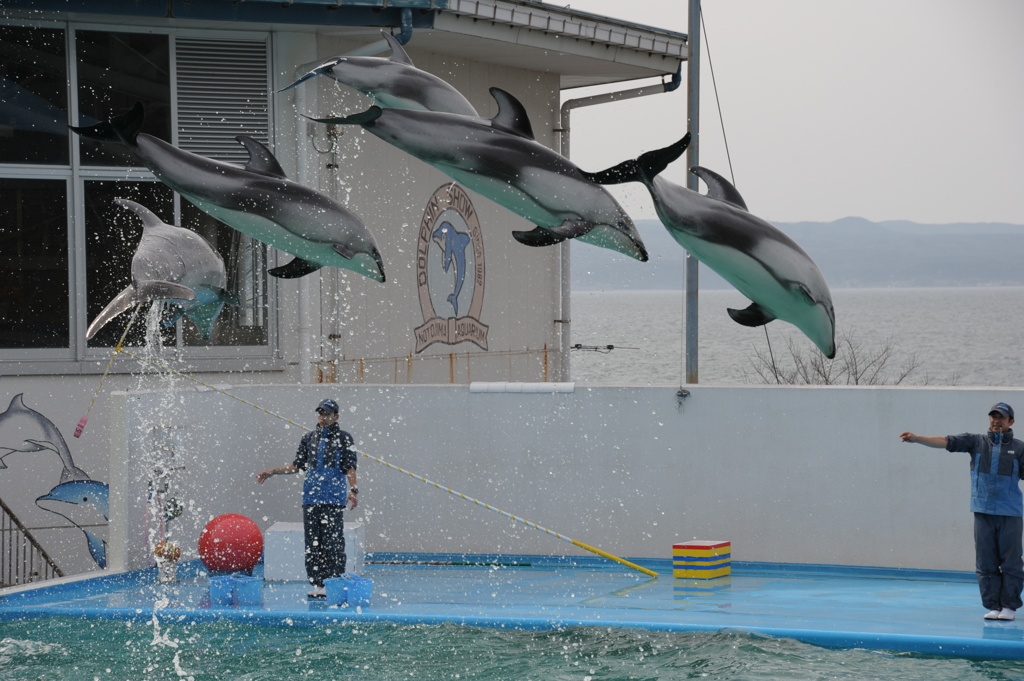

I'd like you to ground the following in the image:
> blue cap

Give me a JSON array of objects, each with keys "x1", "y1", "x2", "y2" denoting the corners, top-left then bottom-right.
[
  {"x1": 316, "y1": 399, "x2": 339, "y2": 415},
  {"x1": 990, "y1": 403, "x2": 1015, "y2": 420}
]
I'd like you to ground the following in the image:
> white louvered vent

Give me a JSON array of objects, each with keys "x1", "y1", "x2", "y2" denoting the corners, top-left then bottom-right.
[{"x1": 175, "y1": 38, "x2": 270, "y2": 163}]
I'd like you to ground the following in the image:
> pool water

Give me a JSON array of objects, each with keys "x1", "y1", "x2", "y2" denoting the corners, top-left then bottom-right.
[{"x1": 3, "y1": 617, "x2": 1024, "y2": 681}]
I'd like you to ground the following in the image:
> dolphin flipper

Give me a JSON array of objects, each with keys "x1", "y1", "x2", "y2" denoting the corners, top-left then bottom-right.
[
  {"x1": 269, "y1": 257, "x2": 323, "y2": 278},
  {"x1": 382, "y1": 31, "x2": 414, "y2": 66},
  {"x1": 512, "y1": 227, "x2": 569, "y2": 247},
  {"x1": 84, "y1": 530, "x2": 107, "y2": 569},
  {"x1": 691, "y1": 166, "x2": 748, "y2": 211},
  {"x1": 68, "y1": 100, "x2": 144, "y2": 146},
  {"x1": 306, "y1": 108, "x2": 384, "y2": 127},
  {"x1": 236, "y1": 136, "x2": 287, "y2": 178},
  {"x1": 582, "y1": 133, "x2": 691, "y2": 186},
  {"x1": 279, "y1": 57, "x2": 344, "y2": 92},
  {"x1": 185, "y1": 301, "x2": 226, "y2": 340},
  {"x1": 136, "y1": 280, "x2": 197, "y2": 302},
  {"x1": 728, "y1": 302, "x2": 776, "y2": 327},
  {"x1": 332, "y1": 242, "x2": 356, "y2": 260},
  {"x1": 86, "y1": 287, "x2": 138, "y2": 340}
]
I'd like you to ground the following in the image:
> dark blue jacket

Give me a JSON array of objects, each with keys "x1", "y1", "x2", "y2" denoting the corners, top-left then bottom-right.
[{"x1": 947, "y1": 429, "x2": 1024, "y2": 516}]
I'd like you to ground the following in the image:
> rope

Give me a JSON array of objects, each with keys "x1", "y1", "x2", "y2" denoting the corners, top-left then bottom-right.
[
  {"x1": 700, "y1": 6, "x2": 736, "y2": 186},
  {"x1": 113, "y1": 348, "x2": 658, "y2": 578},
  {"x1": 75, "y1": 304, "x2": 141, "y2": 438}
]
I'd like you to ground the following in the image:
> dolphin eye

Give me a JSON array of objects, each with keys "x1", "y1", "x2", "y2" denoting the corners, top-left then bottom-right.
[{"x1": 83, "y1": 497, "x2": 89, "y2": 502}]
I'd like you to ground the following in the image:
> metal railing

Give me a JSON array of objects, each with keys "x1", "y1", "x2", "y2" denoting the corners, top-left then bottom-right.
[{"x1": 0, "y1": 496, "x2": 63, "y2": 588}]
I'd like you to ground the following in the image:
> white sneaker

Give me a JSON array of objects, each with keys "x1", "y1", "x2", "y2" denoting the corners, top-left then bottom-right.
[
  {"x1": 307, "y1": 586, "x2": 327, "y2": 598},
  {"x1": 998, "y1": 608, "x2": 1016, "y2": 621},
  {"x1": 985, "y1": 609, "x2": 1002, "y2": 619}
]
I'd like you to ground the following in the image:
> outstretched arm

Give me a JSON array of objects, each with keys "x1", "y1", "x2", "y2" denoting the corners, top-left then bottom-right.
[
  {"x1": 900, "y1": 432, "x2": 948, "y2": 448},
  {"x1": 256, "y1": 464, "x2": 298, "y2": 484}
]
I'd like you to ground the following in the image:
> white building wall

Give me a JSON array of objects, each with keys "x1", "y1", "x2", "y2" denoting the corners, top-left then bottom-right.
[{"x1": 107, "y1": 384, "x2": 1024, "y2": 573}]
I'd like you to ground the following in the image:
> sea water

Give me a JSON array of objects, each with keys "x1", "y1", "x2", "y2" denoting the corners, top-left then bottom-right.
[
  {"x1": 3, "y1": 617, "x2": 1024, "y2": 680},
  {"x1": 571, "y1": 287, "x2": 1024, "y2": 388}
]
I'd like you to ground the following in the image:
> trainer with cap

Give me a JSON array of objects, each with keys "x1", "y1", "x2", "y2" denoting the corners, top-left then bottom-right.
[
  {"x1": 257, "y1": 399, "x2": 358, "y2": 598},
  {"x1": 901, "y1": 402, "x2": 1023, "y2": 621}
]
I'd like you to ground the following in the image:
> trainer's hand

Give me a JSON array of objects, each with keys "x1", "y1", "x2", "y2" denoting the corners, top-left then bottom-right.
[{"x1": 899, "y1": 432, "x2": 917, "y2": 443}]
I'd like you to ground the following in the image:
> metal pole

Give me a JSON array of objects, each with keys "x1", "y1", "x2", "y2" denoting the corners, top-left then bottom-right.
[
  {"x1": 685, "y1": 0, "x2": 701, "y2": 384},
  {"x1": 557, "y1": 68, "x2": 683, "y2": 383}
]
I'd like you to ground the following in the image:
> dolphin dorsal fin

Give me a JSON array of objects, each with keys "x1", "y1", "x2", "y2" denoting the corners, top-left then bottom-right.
[
  {"x1": 381, "y1": 31, "x2": 414, "y2": 66},
  {"x1": 113, "y1": 198, "x2": 164, "y2": 229},
  {"x1": 489, "y1": 88, "x2": 534, "y2": 140},
  {"x1": 691, "y1": 166, "x2": 748, "y2": 211},
  {"x1": 235, "y1": 136, "x2": 288, "y2": 178},
  {"x1": 9, "y1": 394, "x2": 27, "y2": 412}
]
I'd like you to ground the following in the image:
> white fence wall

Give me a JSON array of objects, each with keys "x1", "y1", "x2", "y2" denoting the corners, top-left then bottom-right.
[{"x1": 108, "y1": 384, "x2": 1024, "y2": 572}]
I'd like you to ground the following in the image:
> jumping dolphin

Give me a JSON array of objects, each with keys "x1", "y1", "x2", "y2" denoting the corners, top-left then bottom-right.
[
  {"x1": 0, "y1": 394, "x2": 91, "y2": 483},
  {"x1": 86, "y1": 198, "x2": 237, "y2": 341},
  {"x1": 36, "y1": 480, "x2": 109, "y2": 568},
  {"x1": 309, "y1": 88, "x2": 648, "y2": 261},
  {"x1": 284, "y1": 31, "x2": 478, "y2": 116},
  {"x1": 583, "y1": 134, "x2": 836, "y2": 358},
  {"x1": 69, "y1": 103, "x2": 386, "y2": 282},
  {"x1": 432, "y1": 221, "x2": 471, "y2": 316}
]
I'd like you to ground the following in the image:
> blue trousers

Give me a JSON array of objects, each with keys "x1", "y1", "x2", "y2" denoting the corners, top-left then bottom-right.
[
  {"x1": 974, "y1": 513, "x2": 1024, "y2": 611},
  {"x1": 303, "y1": 504, "x2": 346, "y2": 587}
]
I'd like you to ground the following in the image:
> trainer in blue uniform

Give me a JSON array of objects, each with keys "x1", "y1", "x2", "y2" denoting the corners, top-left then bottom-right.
[
  {"x1": 257, "y1": 399, "x2": 359, "y2": 598},
  {"x1": 901, "y1": 402, "x2": 1023, "y2": 621}
]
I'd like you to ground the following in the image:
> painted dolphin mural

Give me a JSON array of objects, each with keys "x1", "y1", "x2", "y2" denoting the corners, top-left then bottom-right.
[
  {"x1": 36, "y1": 480, "x2": 109, "y2": 569},
  {"x1": 284, "y1": 31, "x2": 478, "y2": 116},
  {"x1": 583, "y1": 133, "x2": 836, "y2": 358},
  {"x1": 69, "y1": 103, "x2": 386, "y2": 282},
  {"x1": 432, "y1": 221, "x2": 471, "y2": 316},
  {"x1": 309, "y1": 88, "x2": 648, "y2": 262},
  {"x1": 0, "y1": 394, "x2": 90, "y2": 483},
  {"x1": 86, "y1": 198, "x2": 238, "y2": 341}
]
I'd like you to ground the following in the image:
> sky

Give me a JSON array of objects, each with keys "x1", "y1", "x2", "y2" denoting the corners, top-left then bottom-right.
[{"x1": 561, "y1": 0, "x2": 1024, "y2": 225}]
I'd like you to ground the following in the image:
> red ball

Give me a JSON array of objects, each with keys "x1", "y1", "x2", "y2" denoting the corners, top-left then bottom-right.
[{"x1": 198, "y1": 513, "x2": 263, "y2": 571}]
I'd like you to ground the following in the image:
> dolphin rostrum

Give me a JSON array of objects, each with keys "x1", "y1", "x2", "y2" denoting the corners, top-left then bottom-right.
[
  {"x1": 284, "y1": 31, "x2": 478, "y2": 116},
  {"x1": 0, "y1": 394, "x2": 91, "y2": 483},
  {"x1": 583, "y1": 133, "x2": 836, "y2": 358},
  {"x1": 36, "y1": 480, "x2": 109, "y2": 568},
  {"x1": 87, "y1": 198, "x2": 238, "y2": 341},
  {"x1": 309, "y1": 88, "x2": 648, "y2": 261},
  {"x1": 69, "y1": 103, "x2": 386, "y2": 282}
]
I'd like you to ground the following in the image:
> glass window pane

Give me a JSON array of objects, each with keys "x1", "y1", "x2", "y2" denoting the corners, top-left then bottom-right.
[
  {"x1": 0, "y1": 25, "x2": 69, "y2": 165},
  {"x1": 181, "y1": 201, "x2": 269, "y2": 347},
  {"x1": 84, "y1": 180, "x2": 175, "y2": 348},
  {"x1": 76, "y1": 31, "x2": 170, "y2": 167},
  {"x1": 0, "y1": 179, "x2": 69, "y2": 348}
]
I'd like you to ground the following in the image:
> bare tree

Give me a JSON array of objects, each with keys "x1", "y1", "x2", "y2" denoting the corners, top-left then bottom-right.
[{"x1": 743, "y1": 330, "x2": 932, "y2": 386}]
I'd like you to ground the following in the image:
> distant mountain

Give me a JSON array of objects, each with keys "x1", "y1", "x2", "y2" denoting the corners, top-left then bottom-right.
[{"x1": 571, "y1": 217, "x2": 1024, "y2": 291}]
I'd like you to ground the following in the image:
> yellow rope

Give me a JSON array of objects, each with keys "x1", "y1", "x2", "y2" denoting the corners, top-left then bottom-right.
[
  {"x1": 75, "y1": 304, "x2": 141, "y2": 438},
  {"x1": 115, "y1": 348, "x2": 658, "y2": 578}
]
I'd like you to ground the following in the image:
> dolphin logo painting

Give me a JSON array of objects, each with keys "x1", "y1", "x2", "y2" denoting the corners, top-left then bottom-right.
[
  {"x1": 284, "y1": 31, "x2": 478, "y2": 116},
  {"x1": 431, "y1": 221, "x2": 472, "y2": 316},
  {"x1": 86, "y1": 199, "x2": 238, "y2": 341},
  {"x1": 584, "y1": 134, "x2": 837, "y2": 358},
  {"x1": 69, "y1": 103, "x2": 386, "y2": 282},
  {"x1": 0, "y1": 394, "x2": 90, "y2": 484},
  {"x1": 36, "y1": 480, "x2": 109, "y2": 569},
  {"x1": 308, "y1": 88, "x2": 648, "y2": 262}
]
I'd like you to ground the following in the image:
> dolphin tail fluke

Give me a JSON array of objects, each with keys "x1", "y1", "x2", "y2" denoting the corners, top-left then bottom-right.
[
  {"x1": 582, "y1": 132, "x2": 691, "y2": 186},
  {"x1": 512, "y1": 226, "x2": 569, "y2": 247},
  {"x1": 68, "y1": 101, "x2": 144, "y2": 146},
  {"x1": 185, "y1": 301, "x2": 226, "y2": 341},
  {"x1": 305, "y1": 108, "x2": 383, "y2": 128},
  {"x1": 728, "y1": 302, "x2": 776, "y2": 327},
  {"x1": 447, "y1": 293, "x2": 460, "y2": 317},
  {"x1": 269, "y1": 257, "x2": 323, "y2": 279},
  {"x1": 86, "y1": 286, "x2": 137, "y2": 341}
]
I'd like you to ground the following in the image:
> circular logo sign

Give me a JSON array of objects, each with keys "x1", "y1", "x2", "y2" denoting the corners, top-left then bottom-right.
[{"x1": 414, "y1": 184, "x2": 488, "y2": 353}]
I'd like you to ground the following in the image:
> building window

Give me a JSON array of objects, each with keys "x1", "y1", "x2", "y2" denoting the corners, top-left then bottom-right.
[{"x1": 0, "y1": 22, "x2": 275, "y2": 369}]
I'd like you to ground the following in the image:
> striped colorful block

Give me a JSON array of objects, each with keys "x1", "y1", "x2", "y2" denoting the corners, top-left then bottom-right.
[{"x1": 673, "y1": 541, "x2": 731, "y2": 578}]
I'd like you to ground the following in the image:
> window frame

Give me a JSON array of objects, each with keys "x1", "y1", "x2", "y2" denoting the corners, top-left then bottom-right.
[{"x1": 0, "y1": 19, "x2": 282, "y2": 375}]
